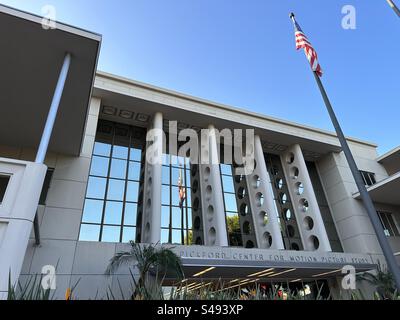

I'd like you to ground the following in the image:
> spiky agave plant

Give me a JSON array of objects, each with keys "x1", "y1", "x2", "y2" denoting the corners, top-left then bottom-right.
[{"x1": 106, "y1": 241, "x2": 184, "y2": 299}]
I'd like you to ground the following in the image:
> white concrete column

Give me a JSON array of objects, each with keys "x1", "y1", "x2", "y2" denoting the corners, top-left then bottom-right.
[
  {"x1": 245, "y1": 135, "x2": 285, "y2": 249},
  {"x1": 199, "y1": 125, "x2": 228, "y2": 246},
  {"x1": 140, "y1": 112, "x2": 163, "y2": 244},
  {"x1": 0, "y1": 160, "x2": 47, "y2": 299},
  {"x1": 281, "y1": 144, "x2": 331, "y2": 252}
]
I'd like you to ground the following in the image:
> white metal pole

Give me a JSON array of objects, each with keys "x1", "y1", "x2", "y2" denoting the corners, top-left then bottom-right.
[{"x1": 35, "y1": 53, "x2": 71, "y2": 163}]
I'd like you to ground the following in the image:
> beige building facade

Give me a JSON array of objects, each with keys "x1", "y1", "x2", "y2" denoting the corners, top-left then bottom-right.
[{"x1": 0, "y1": 4, "x2": 399, "y2": 299}]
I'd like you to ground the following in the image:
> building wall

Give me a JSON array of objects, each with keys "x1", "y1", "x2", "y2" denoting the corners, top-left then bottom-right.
[
  {"x1": 0, "y1": 97, "x2": 134, "y2": 299},
  {"x1": 316, "y1": 141, "x2": 389, "y2": 256},
  {"x1": 0, "y1": 91, "x2": 394, "y2": 299}
]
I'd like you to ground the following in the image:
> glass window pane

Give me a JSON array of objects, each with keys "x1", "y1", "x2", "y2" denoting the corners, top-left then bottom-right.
[
  {"x1": 79, "y1": 224, "x2": 100, "y2": 241},
  {"x1": 90, "y1": 156, "x2": 109, "y2": 177},
  {"x1": 128, "y1": 162, "x2": 141, "y2": 181},
  {"x1": 187, "y1": 208, "x2": 192, "y2": 228},
  {"x1": 87, "y1": 177, "x2": 107, "y2": 199},
  {"x1": 162, "y1": 154, "x2": 170, "y2": 165},
  {"x1": 112, "y1": 145, "x2": 128, "y2": 159},
  {"x1": 122, "y1": 227, "x2": 136, "y2": 243},
  {"x1": 107, "y1": 179, "x2": 125, "y2": 201},
  {"x1": 101, "y1": 226, "x2": 121, "y2": 242},
  {"x1": 93, "y1": 142, "x2": 111, "y2": 157},
  {"x1": 104, "y1": 201, "x2": 123, "y2": 225},
  {"x1": 124, "y1": 203, "x2": 137, "y2": 226},
  {"x1": 185, "y1": 188, "x2": 191, "y2": 207},
  {"x1": 162, "y1": 166, "x2": 170, "y2": 185},
  {"x1": 110, "y1": 159, "x2": 127, "y2": 179},
  {"x1": 222, "y1": 175, "x2": 235, "y2": 193},
  {"x1": 161, "y1": 206, "x2": 170, "y2": 228},
  {"x1": 130, "y1": 148, "x2": 142, "y2": 161},
  {"x1": 171, "y1": 167, "x2": 180, "y2": 186},
  {"x1": 224, "y1": 193, "x2": 238, "y2": 212},
  {"x1": 172, "y1": 229, "x2": 182, "y2": 244},
  {"x1": 82, "y1": 199, "x2": 104, "y2": 223},
  {"x1": 220, "y1": 164, "x2": 232, "y2": 176},
  {"x1": 161, "y1": 229, "x2": 169, "y2": 244},
  {"x1": 172, "y1": 207, "x2": 182, "y2": 228},
  {"x1": 171, "y1": 187, "x2": 180, "y2": 206},
  {"x1": 185, "y1": 170, "x2": 191, "y2": 187},
  {"x1": 162, "y1": 185, "x2": 170, "y2": 205},
  {"x1": 387, "y1": 214, "x2": 399, "y2": 236},
  {"x1": 126, "y1": 181, "x2": 139, "y2": 202}
]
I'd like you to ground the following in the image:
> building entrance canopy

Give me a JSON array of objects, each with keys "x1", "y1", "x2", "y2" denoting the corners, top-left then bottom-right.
[
  {"x1": 164, "y1": 245, "x2": 377, "y2": 283},
  {"x1": 0, "y1": 5, "x2": 100, "y2": 156}
]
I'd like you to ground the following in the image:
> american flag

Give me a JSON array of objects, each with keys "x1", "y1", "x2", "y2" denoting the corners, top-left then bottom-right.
[
  {"x1": 178, "y1": 169, "x2": 186, "y2": 208},
  {"x1": 291, "y1": 14, "x2": 323, "y2": 77}
]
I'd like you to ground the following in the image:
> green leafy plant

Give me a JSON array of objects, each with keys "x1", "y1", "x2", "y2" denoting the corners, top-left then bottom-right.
[
  {"x1": 357, "y1": 261, "x2": 397, "y2": 299},
  {"x1": 106, "y1": 241, "x2": 184, "y2": 299}
]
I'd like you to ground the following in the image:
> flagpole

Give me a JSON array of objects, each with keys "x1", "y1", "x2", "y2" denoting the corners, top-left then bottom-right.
[
  {"x1": 387, "y1": 0, "x2": 400, "y2": 17},
  {"x1": 313, "y1": 71, "x2": 400, "y2": 290},
  {"x1": 289, "y1": 12, "x2": 400, "y2": 291}
]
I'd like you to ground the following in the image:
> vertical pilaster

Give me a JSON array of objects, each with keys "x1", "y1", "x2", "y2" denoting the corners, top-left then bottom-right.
[
  {"x1": 281, "y1": 144, "x2": 331, "y2": 252},
  {"x1": 140, "y1": 112, "x2": 163, "y2": 244},
  {"x1": 190, "y1": 163, "x2": 205, "y2": 245},
  {"x1": 199, "y1": 125, "x2": 228, "y2": 246},
  {"x1": 245, "y1": 136, "x2": 285, "y2": 249}
]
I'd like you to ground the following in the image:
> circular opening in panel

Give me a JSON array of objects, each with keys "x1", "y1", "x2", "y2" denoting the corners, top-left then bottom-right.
[
  {"x1": 308, "y1": 235, "x2": 320, "y2": 250},
  {"x1": 145, "y1": 223, "x2": 150, "y2": 234},
  {"x1": 270, "y1": 165, "x2": 279, "y2": 176},
  {"x1": 146, "y1": 199, "x2": 152, "y2": 209},
  {"x1": 255, "y1": 192, "x2": 264, "y2": 207},
  {"x1": 260, "y1": 211, "x2": 268, "y2": 226},
  {"x1": 291, "y1": 242, "x2": 300, "y2": 251},
  {"x1": 192, "y1": 180, "x2": 199, "y2": 193},
  {"x1": 204, "y1": 166, "x2": 211, "y2": 179},
  {"x1": 243, "y1": 221, "x2": 252, "y2": 235},
  {"x1": 245, "y1": 240, "x2": 254, "y2": 248},
  {"x1": 287, "y1": 152, "x2": 295, "y2": 164},
  {"x1": 279, "y1": 193, "x2": 288, "y2": 204},
  {"x1": 276, "y1": 178, "x2": 284, "y2": 189},
  {"x1": 283, "y1": 208, "x2": 292, "y2": 221},
  {"x1": 291, "y1": 167, "x2": 299, "y2": 179},
  {"x1": 191, "y1": 164, "x2": 198, "y2": 177},
  {"x1": 252, "y1": 175, "x2": 261, "y2": 188},
  {"x1": 207, "y1": 205, "x2": 214, "y2": 221},
  {"x1": 235, "y1": 174, "x2": 244, "y2": 183},
  {"x1": 206, "y1": 185, "x2": 212, "y2": 199},
  {"x1": 299, "y1": 198, "x2": 309, "y2": 212},
  {"x1": 240, "y1": 203, "x2": 249, "y2": 216},
  {"x1": 238, "y1": 187, "x2": 246, "y2": 199},
  {"x1": 287, "y1": 225, "x2": 295, "y2": 238},
  {"x1": 296, "y1": 182, "x2": 304, "y2": 195},
  {"x1": 304, "y1": 216, "x2": 314, "y2": 231},
  {"x1": 193, "y1": 197, "x2": 200, "y2": 211},
  {"x1": 194, "y1": 216, "x2": 201, "y2": 230},
  {"x1": 263, "y1": 232, "x2": 272, "y2": 248},
  {"x1": 209, "y1": 227, "x2": 216, "y2": 245}
]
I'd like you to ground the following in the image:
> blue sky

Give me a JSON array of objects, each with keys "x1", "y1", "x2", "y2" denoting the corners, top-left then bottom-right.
[{"x1": 2, "y1": 0, "x2": 399, "y2": 154}]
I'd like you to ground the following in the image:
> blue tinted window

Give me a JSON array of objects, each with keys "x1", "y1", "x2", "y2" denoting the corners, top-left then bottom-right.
[
  {"x1": 102, "y1": 226, "x2": 121, "y2": 242},
  {"x1": 90, "y1": 156, "x2": 109, "y2": 177},
  {"x1": 87, "y1": 177, "x2": 107, "y2": 199},
  {"x1": 93, "y1": 142, "x2": 111, "y2": 157},
  {"x1": 80, "y1": 122, "x2": 144, "y2": 243},
  {"x1": 82, "y1": 199, "x2": 103, "y2": 223},
  {"x1": 79, "y1": 224, "x2": 100, "y2": 241}
]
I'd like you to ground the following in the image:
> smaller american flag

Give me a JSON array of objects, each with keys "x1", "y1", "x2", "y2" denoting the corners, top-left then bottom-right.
[
  {"x1": 178, "y1": 169, "x2": 186, "y2": 208},
  {"x1": 290, "y1": 13, "x2": 323, "y2": 77}
]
